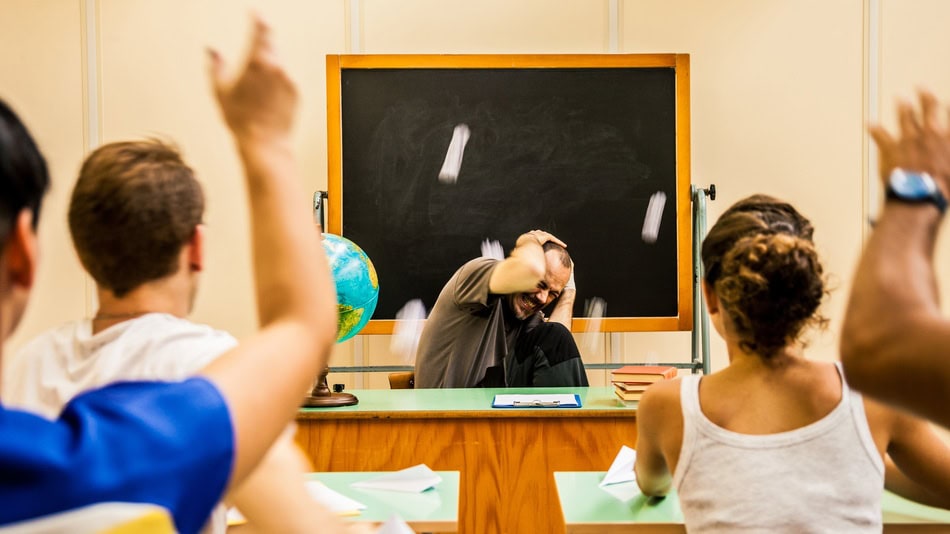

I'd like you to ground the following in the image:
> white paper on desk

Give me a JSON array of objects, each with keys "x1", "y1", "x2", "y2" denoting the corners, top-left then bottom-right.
[
  {"x1": 351, "y1": 464, "x2": 442, "y2": 493},
  {"x1": 375, "y1": 514, "x2": 415, "y2": 534},
  {"x1": 306, "y1": 480, "x2": 367, "y2": 514},
  {"x1": 492, "y1": 394, "x2": 579, "y2": 407},
  {"x1": 600, "y1": 480, "x2": 642, "y2": 503},
  {"x1": 599, "y1": 445, "x2": 638, "y2": 486}
]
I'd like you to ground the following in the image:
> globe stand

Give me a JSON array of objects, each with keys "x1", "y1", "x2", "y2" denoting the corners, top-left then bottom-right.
[{"x1": 302, "y1": 366, "x2": 358, "y2": 407}]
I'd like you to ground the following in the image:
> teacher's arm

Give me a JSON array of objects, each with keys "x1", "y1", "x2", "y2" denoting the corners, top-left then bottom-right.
[{"x1": 488, "y1": 230, "x2": 561, "y2": 294}]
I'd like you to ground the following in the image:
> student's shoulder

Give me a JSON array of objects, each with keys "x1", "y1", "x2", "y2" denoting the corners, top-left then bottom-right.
[
  {"x1": 135, "y1": 314, "x2": 238, "y2": 346},
  {"x1": 15, "y1": 319, "x2": 88, "y2": 355},
  {"x1": 638, "y1": 377, "x2": 684, "y2": 416}
]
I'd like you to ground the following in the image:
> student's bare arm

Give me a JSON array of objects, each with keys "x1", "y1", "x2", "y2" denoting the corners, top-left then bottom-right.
[
  {"x1": 226, "y1": 437, "x2": 352, "y2": 533},
  {"x1": 199, "y1": 17, "x2": 338, "y2": 487},
  {"x1": 634, "y1": 379, "x2": 681, "y2": 496},
  {"x1": 489, "y1": 230, "x2": 564, "y2": 295},
  {"x1": 880, "y1": 404, "x2": 950, "y2": 509},
  {"x1": 841, "y1": 92, "x2": 950, "y2": 429}
]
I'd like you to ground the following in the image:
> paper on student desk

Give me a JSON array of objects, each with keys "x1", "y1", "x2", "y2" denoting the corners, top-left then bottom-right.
[
  {"x1": 492, "y1": 393, "x2": 580, "y2": 408},
  {"x1": 376, "y1": 514, "x2": 415, "y2": 534},
  {"x1": 600, "y1": 445, "x2": 637, "y2": 486},
  {"x1": 226, "y1": 481, "x2": 366, "y2": 525},
  {"x1": 351, "y1": 464, "x2": 442, "y2": 493},
  {"x1": 306, "y1": 480, "x2": 367, "y2": 515}
]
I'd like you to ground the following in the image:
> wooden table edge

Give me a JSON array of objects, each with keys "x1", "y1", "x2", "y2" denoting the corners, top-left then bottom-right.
[{"x1": 296, "y1": 408, "x2": 637, "y2": 420}]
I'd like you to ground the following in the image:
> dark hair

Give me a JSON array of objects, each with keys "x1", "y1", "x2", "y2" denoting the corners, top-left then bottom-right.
[
  {"x1": 68, "y1": 140, "x2": 204, "y2": 298},
  {"x1": 0, "y1": 99, "x2": 50, "y2": 247},
  {"x1": 542, "y1": 241, "x2": 572, "y2": 268},
  {"x1": 701, "y1": 194, "x2": 827, "y2": 359}
]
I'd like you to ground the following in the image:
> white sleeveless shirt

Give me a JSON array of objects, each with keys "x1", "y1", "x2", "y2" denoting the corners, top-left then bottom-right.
[{"x1": 672, "y1": 363, "x2": 884, "y2": 533}]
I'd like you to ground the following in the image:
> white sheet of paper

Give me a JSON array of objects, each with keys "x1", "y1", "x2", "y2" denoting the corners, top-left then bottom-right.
[
  {"x1": 375, "y1": 514, "x2": 415, "y2": 534},
  {"x1": 492, "y1": 394, "x2": 579, "y2": 407},
  {"x1": 351, "y1": 464, "x2": 442, "y2": 493},
  {"x1": 306, "y1": 480, "x2": 367, "y2": 514},
  {"x1": 600, "y1": 480, "x2": 642, "y2": 503},
  {"x1": 599, "y1": 445, "x2": 638, "y2": 486}
]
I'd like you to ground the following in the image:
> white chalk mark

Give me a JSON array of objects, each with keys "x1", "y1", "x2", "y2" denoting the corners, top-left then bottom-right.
[
  {"x1": 480, "y1": 239, "x2": 504, "y2": 261},
  {"x1": 584, "y1": 297, "x2": 607, "y2": 356},
  {"x1": 438, "y1": 124, "x2": 471, "y2": 184},
  {"x1": 641, "y1": 191, "x2": 667, "y2": 244},
  {"x1": 391, "y1": 299, "x2": 427, "y2": 364}
]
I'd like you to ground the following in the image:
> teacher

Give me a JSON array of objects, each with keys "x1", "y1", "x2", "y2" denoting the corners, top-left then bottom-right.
[{"x1": 414, "y1": 230, "x2": 589, "y2": 388}]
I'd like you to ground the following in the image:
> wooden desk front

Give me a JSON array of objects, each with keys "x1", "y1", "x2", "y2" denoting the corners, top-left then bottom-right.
[{"x1": 295, "y1": 387, "x2": 636, "y2": 534}]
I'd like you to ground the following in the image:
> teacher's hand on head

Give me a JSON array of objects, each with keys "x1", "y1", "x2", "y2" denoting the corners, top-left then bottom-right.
[
  {"x1": 527, "y1": 229, "x2": 567, "y2": 248},
  {"x1": 208, "y1": 14, "x2": 298, "y2": 143},
  {"x1": 869, "y1": 91, "x2": 950, "y2": 195}
]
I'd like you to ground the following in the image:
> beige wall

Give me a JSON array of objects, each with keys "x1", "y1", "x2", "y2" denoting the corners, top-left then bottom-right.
[{"x1": 2, "y1": 0, "x2": 946, "y2": 390}]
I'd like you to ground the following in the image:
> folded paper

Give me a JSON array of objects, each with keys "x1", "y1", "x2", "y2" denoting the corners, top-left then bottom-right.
[
  {"x1": 351, "y1": 464, "x2": 442, "y2": 493},
  {"x1": 376, "y1": 514, "x2": 415, "y2": 534},
  {"x1": 600, "y1": 445, "x2": 637, "y2": 487}
]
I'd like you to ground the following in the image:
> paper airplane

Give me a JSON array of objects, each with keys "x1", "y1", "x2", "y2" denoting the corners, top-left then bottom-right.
[
  {"x1": 351, "y1": 464, "x2": 442, "y2": 493},
  {"x1": 599, "y1": 445, "x2": 638, "y2": 486}
]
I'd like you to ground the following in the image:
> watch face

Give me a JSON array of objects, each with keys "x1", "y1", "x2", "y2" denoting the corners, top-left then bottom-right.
[{"x1": 889, "y1": 169, "x2": 937, "y2": 200}]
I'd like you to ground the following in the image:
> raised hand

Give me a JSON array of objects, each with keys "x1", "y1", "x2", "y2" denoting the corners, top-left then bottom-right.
[
  {"x1": 208, "y1": 15, "x2": 298, "y2": 144},
  {"x1": 870, "y1": 91, "x2": 950, "y2": 196}
]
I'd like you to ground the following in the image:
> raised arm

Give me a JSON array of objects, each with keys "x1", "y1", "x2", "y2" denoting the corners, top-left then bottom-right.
[
  {"x1": 488, "y1": 230, "x2": 564, "y2": 295},
  {"x1": 841, "y1": 92, "x2": 950, "y2": 429},
  {"x1": 199, "y1": 17, "x2": 338, "y2": 487}
]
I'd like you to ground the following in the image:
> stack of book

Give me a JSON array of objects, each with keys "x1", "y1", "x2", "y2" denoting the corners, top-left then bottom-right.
[{"x1": 611, "y1": 365, "x2": 677, "y2": 406}]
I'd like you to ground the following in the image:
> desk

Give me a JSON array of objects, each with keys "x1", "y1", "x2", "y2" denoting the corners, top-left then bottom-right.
[
  {"x1": 310, "y1": 471, "x2": 459, "y2": 532},
  {"x1": 295, "y1": 387, "x2": 635, "y2": 534},
  {"x1": 554, "y1": 472, "x2": 950, "y2": 533}
]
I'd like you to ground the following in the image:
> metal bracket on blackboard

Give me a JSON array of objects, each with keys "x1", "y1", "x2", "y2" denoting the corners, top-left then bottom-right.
[
  {"x1": 313, "y1": 190, "x2": 327, "y2": 231},
  {"x1": 691, "y1": 184, "x2": 716, "y2": 375}
]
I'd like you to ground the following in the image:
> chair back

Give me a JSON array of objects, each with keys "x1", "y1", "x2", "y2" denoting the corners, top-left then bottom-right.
[{"x1": 388, "y1": 372, "x2": 415, "y2": 389}]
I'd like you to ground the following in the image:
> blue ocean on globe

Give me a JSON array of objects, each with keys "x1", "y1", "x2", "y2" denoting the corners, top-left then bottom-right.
[{"x1": 322, "y1": 233, "x2": 379, "y2": 342}]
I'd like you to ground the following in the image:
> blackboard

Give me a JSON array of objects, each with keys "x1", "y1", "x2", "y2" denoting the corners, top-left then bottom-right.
[{"x1": 326, "y1": 55, "x2": 692, "y2": 333}]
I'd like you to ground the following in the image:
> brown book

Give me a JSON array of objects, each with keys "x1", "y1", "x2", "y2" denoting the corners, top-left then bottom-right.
[
  {"x1": 613, "y1": 381, "x2": 652, "y2": 392},
  {"x1": 610, "y1": 365, "x2": 677, "y2": 383},
  {"x1": 614, "y1": 388, "x2": 645, "y2": 402}
]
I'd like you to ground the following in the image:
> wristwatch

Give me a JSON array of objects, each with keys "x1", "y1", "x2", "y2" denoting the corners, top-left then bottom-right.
[{"x1": 886, "y1": 168, "x2": 947, "y2": 214}]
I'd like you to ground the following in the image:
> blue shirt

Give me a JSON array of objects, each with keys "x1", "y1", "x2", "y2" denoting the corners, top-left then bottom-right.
[{"x1": 0, "y1": 377, "x2": 234, "y2": 534}]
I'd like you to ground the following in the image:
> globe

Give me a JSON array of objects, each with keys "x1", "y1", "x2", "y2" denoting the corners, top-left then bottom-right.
[{"x1": 322, "y1": 233, "x2": 379, "y2": 343}]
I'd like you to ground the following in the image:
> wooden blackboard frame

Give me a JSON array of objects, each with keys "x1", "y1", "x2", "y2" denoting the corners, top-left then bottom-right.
[{"x1": 326, "y1": 54, "x2": 691, "y2": 334}]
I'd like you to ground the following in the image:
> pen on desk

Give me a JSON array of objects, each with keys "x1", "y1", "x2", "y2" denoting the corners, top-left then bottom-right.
[{"x1": 513, "y1": 400, "x2": 560, "y2": 407}]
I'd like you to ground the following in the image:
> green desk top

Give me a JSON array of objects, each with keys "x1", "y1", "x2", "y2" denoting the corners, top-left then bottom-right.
[
  {"x1": 554, "y1": 472, "x2": 950, "y2": 526},
  {"x1": 308, "y1": 471, "x2": 459, "y2": 526},
  {"x1": 298, "y1": 386, "x2": 636, "y2": 419},
  {"x1": 554, "y1": 472, "x2": 684, "y2": 525}
]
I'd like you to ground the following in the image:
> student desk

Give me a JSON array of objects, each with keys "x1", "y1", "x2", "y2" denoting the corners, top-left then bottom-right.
[
  {"x1": 310, "y1": 471, "x2": 459, "y2": 532},
  {"x1": 295, "y1": 387, "x2": 636, "y2": 534},
  {"x1": 554, "y1": 471, "x2": 950, "y2": 533}
]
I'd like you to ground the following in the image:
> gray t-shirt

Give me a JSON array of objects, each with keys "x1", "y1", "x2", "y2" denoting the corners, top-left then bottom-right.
[{"x1": 414, "y1": 258, "x2": 527, "y2": 388}]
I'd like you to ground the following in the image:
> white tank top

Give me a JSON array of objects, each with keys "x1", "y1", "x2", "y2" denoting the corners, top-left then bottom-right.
[{"x1": 672, "y1": 363, "x2": 884, "y2": 533}]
